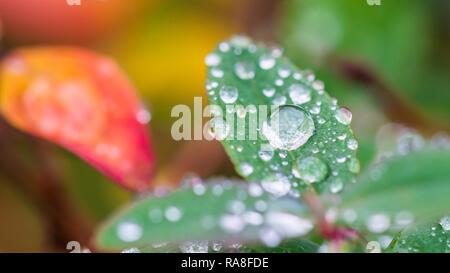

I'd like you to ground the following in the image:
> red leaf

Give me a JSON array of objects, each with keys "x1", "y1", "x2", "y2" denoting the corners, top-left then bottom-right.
[{"x1": 0, "y1": 47, "x2": 155, "y2": 192}]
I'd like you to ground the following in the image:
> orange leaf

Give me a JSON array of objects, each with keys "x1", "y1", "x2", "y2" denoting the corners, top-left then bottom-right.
[{"x1": 0, "y1": 47, "x2": 155, "y2": 192}]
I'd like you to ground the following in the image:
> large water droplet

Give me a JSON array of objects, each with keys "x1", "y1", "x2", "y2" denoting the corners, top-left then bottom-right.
[
  {"x1": 262, "y1": 105, "x2": 315, "y2": 151},
  {"x1": 219, "y1": 86, "x2": 238, "y2": 104},
  {"x1": 165, "y1": 206, "x2": 182, "y2": 222},
  {"x1": 335, "y1": 107, "x2": 352, "y2": 125},
  {"x1": 289, "y1": 84, "x2": 311, "y2": 105},
  {"x1": 295, "y1": 156, "x2": 328, "y2": 183},
  {"x1": 235, "y1": 62, "x2": 255, "y2": 80}
]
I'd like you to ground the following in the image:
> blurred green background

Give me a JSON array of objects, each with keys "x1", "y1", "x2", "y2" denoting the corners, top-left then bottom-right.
[{"x1": 0, "y1": 0, "x2": 448, "y2": 252}]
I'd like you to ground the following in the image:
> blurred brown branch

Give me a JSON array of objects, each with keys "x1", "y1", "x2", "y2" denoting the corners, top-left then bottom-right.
[{"x1": 0, "y1": 118, "x2": 93, "y2": 252}]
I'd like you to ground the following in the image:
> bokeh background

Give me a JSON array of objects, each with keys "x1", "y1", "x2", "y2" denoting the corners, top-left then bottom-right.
[{"x1": 0, "y1": 0, "x2": 448, "y2": 252}]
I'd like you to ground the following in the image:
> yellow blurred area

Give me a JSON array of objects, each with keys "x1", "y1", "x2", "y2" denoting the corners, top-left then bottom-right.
[{"x1": 106, "y1": 1, "x2": 235, "y2": 121}]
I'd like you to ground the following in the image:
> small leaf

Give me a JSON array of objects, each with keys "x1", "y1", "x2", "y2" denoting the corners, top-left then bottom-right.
[
  {"x1": 0, "y1": 47, "x2": 155, "y2": 192},
  {"x1": 386, "y1": 220, "x2": 449, "y2": 253},
  {"x1": 339, "y1": 149, "x2": 450, "y2": 233},
  {"x1": 95, "y1": 179, "x2": 313, "y2": 250},
  {"x1": 205, "y1": 36, "x2": 359, "y2": 195}
]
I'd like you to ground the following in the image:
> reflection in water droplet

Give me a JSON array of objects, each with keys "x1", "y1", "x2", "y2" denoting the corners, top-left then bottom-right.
[
  {"x1": 262, "y1": 105, "x2": 315, "y2": 151},
  {"x1": 295, "y1": 156, "x2": 328, "y2": 183}
]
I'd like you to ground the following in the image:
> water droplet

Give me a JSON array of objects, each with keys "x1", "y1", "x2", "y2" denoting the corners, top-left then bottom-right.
[
  {"x1": 266, "y1": 211, "x2": 313, "y2": 237},
  {"x1": 227, "y1": 200, "x2": 246, "y2": 214},
  {"x1": 347, "y1": 138, "x2": 358, "y2": 150},
  {"x1": 335, "y1": 107, "x2": 352, "y2": 125},
  {"x1": 261, "y1": 173, "x2": 291, "y2": 197},
  {"x1": 259, "y1": 54, "x2": 276, "y2": 70},
  {"x1": 262, "y1": 105, "x2": 315, "y2": 151},
  {"x1": 219, "y1": 42, "x2": 230, "y2": 52},
  {"x1": 366, "y1": 213, "x2": 390, "y2": 233},
  {"x1": 295, "y1": 156, "x2": 328, "y2": 183},
  {"x1": 259, "y1": 227, "x2": 282, "y2": 247},
  {"x1": 117, "y1": 221, "x2": 142, "y2": 242},
  {"x1": 212, "y1": 241, "x2": 224, "y2": 252},
  {"x1": 330, "y1": 178, "x2": 343, "y2": 193},
  {"x1": 312, "y1": 80, "x2": 324, "y2": 91},
  {"x1": 248, "y1": 183, "x2": 263, "y2": 197},
  {"x1": 205, "y1": 53, "x2": 221, "y2": 66},
  {"x1": 165, "y1": 206, "x2": 182, "y2": 222},
  {"x1": 122, "y1": 247, "x2": 140, "y2": 253},
  {"x1": 347, "y1": 157, "x2": 360, "y2": 173},
  {"x1": 255, "y1": 200, "x2": 268, "y2": 212},
  {"x1": 262, "y1": 86, "x2": 276, "y2": 97},
  {"x1": 219, "y1": 86, "x2": 238, "y2": 104},
  {"x1": 208, "y1": 117, "x2": 230, "y2": 140},
  {"x1": 193, "y1": 183, "x2": 206, "y2": 195},
  {"x1": 211, "y1": 67, "x2": 224, "y2": 78},
  {"x1": 239, "y1": 162, "x2": 254, "y2": 176},
  {"x1": 235, "y1": 62, "x2": 255, "y2": 80},
  {"x1": 277, "y1": 66, "x2": 291, "y2": 78},
  {"x1": 272, "y1": 94, "x2": 286, "y2": 105},
  {"x1": 440, "y1": 216, "x2": 450, "y2": 231},
  {"x1": 243, "y1": 211, "x2": 264, "y2": 226},
  {"x1": 220, "y1": 214, "x2": 245, "y2": 233},
  {"x1": 179, "y1": 241, "x2": 209, "y2": 253},
  {"x1": 289, "y1": 84, "x2": 311, "y2": 105},
  {"x1": 258, "y1": 149, "x2": 274, "y2": 162},
  {"x1": 230, "y1": 35, "x2": 251, "y2": 48},
  {"x1": 136, "y1": 109, "x2": 151, "y2": 124}
]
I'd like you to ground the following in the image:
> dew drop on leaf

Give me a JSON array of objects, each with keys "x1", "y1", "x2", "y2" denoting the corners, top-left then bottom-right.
[
  {"x1": 295, "y1": 156, "x2": 328, "y2": 183},
  {"x1": 289, "y1": 83, "x2": 311, "y2": 105},
  {"x1": 262, "y1": 105, "x2": 315, "y2": 151},
  {"x1": 219, "y1": 85, "x2": 238, "y2": 104},
  {"x1": 334, "y1": 107, "x2": 353, "y2": 125},
  {"x1": 234, "y1": 62, "x2": 255, "y2": 80},
  {"x1": 117, "y1": 221, "x2": 142, "y2": 242},
  {"x1": 259, "y1": 54, "x2": 276, "y2": 70}
]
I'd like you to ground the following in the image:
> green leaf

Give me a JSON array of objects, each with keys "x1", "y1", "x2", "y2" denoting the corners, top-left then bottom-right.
[
  {"x1": 205, "y1": 36, "x2": 359, "y2": 195},
  {"x1": 138, "y1": 238, "x2": 319, "y2": 253},
  {"x1": 339, "y1": 149, "x2": 450, "y2": 233},
  {"x1": 243, "y1": 238, "x2": 319, "y2": 253},
  {"x1": 95, "y1": 179, "x2": 313, "y2": 250},
  {"x1": 386, "y1": 220, "x2": 449, "y2": 253}
]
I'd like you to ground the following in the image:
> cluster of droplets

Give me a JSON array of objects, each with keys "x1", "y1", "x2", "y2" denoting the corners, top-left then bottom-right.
[
  {"x1": 114, "y1": 176, "x2": 314, "y2": 249},
  {"x1": 205, "y1": 35, "x2": 360, "y2": 196}
]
